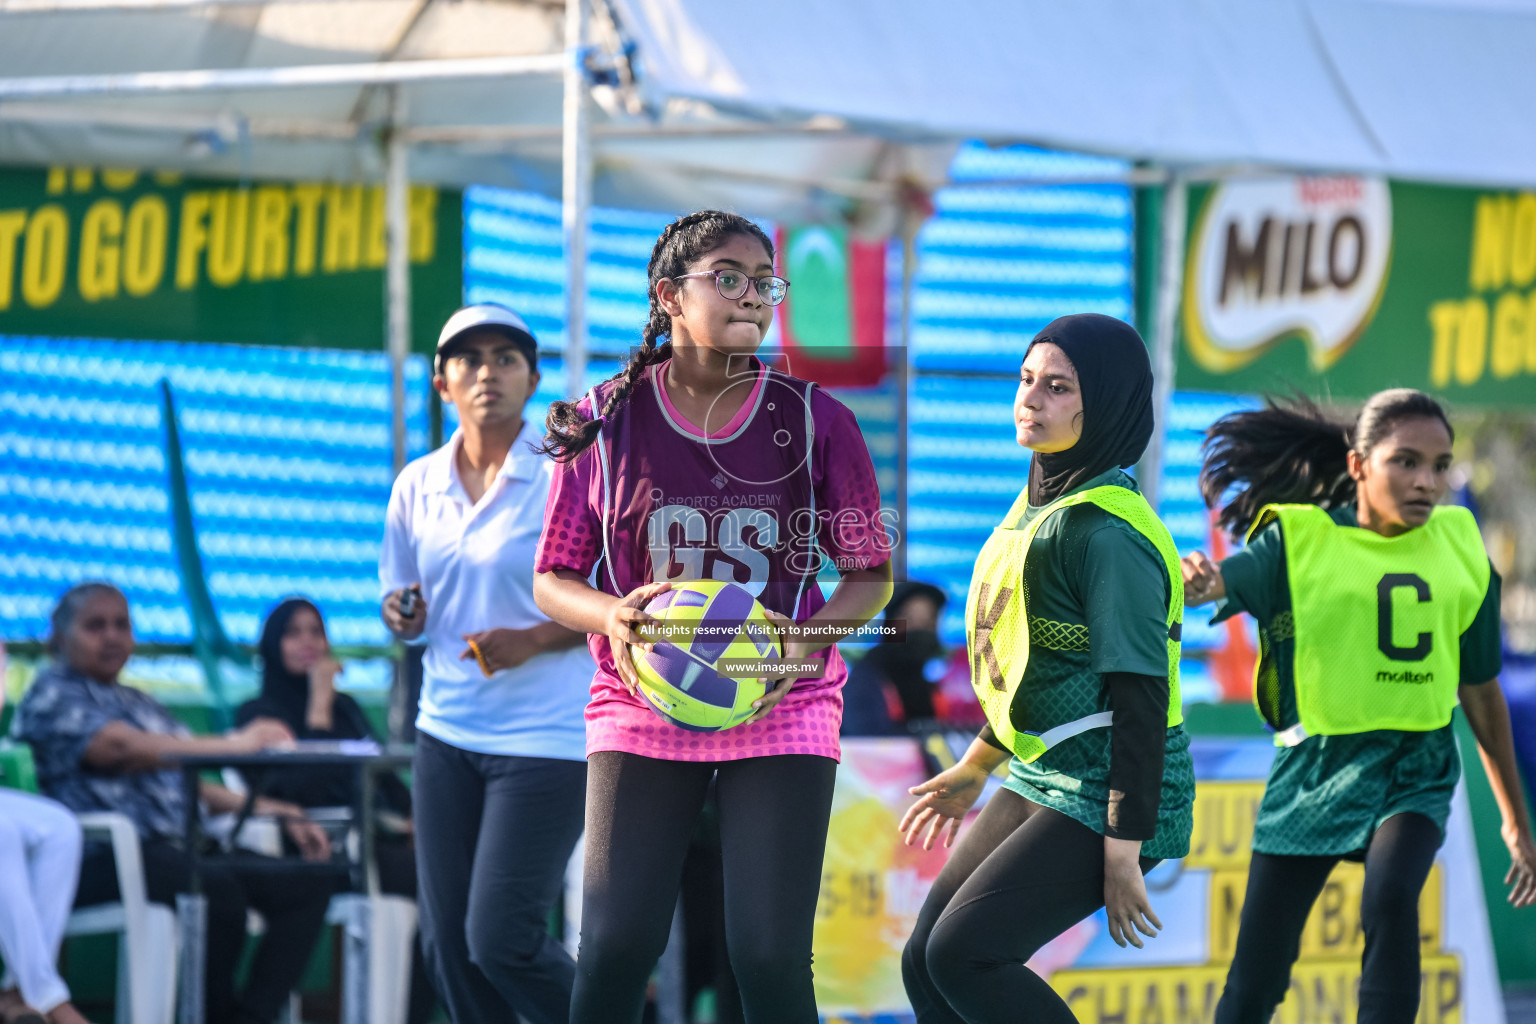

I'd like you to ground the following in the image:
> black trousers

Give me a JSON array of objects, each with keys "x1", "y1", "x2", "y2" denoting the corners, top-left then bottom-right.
[
  {"x1": 902, "y1": 788, "x2": 1157, "y2": 1024},
  {"x1": 1215, "y1": 811, "x2": 1442, "y2": 1024},
  {"x1": 76, "y1": 839, "x2": 342, "y2": 1024},
  {"x1": 569, "y1": 751, "x2": 838, "y2": 1024},
  {"x1": 411, "y1": 731, "x2": 587, "y2": 1024}
]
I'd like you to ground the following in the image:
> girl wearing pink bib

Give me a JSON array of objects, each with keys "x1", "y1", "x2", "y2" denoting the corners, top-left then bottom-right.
[{"x1": 534, "y1": 210, "x2": 893, "y2": 1022}]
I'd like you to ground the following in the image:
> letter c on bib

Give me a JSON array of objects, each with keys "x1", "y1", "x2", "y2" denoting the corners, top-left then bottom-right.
[{"x1": 1377, "y1": 573, "x2": 1432, "y2": 662}]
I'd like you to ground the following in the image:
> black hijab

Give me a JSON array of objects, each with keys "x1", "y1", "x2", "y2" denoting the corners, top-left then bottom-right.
[
  {"x1": 237, "y1": 598, "x2": 412, "y2": 814},
  {"x1": 1023, "y1": 313, "x2": 1155, "y2": 506},
  {"x1": 251, "y1": 597, "x2": 325, "y2": 733}
]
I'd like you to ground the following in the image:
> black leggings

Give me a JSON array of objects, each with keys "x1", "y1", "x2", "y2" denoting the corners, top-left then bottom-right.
[
  {"x1": 1215, "y1": 811, "x2": 1442, "y2": 1024},
  {"x1": 569, "y1": 751, "x2": 837, "y2": 1024},
  {"x1": 76, "y1": 839, "x2": 342, "y2": 1024},
  {"x1": 902, "y1": 788, "x2": 1157, "y2": 1024}
]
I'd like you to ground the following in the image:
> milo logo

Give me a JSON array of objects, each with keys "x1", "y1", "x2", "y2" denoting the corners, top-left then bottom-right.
[{"x1": 1185, "y1": 175, "x2": 1392, "y2": 373}]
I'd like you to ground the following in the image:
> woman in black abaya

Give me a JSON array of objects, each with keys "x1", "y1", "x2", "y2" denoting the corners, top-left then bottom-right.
[{"x1": 236, "y1": 598, "x2": 436, "y2": 1024}]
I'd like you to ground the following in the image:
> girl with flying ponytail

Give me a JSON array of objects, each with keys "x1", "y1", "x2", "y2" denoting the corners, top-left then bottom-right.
[
  {"x1": 1182, "y1": 390, "x2": 1535, "y2": 1023},
  {"x1": 534, "y1": 210, "x2": 893, "y2": 1022}
]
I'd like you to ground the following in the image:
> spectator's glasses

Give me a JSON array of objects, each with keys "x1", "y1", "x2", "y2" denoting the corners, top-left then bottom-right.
[{"x1": 674, "y1": 270, "x2": 790, "y2": 306}]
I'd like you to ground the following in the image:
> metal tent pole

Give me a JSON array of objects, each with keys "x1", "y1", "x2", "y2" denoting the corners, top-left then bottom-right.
[
  {"x1": 562, "y1": 0, "x2": 592, "y2": 398},
  {"x1": 382, "y1": 88, "x2": 417, "y2": 755},
  {"x1": 386, "y1": 86, "x2": 411, "y2": 475},
  {"x1": 895, "y1": 208, "x2": 920, "y2": 582},
  {"x1": 0, "y1": 53, "x2": 566, "y2": 98},
  {"x1": 1141, "y1": 173, "x2": 1186, "y2": 511}
]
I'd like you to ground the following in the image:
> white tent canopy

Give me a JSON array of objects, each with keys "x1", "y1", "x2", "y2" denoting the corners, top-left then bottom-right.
[
  {"x1": 0, "y1": 0, "x2": 958, "y2": 222},
  {"x1": 2, "y1": 0, "x2": 1533, "y2": 500},
  {"x1": 3, "y1": 0, "x2": 1535, "y2": 202},
  {"x1": 617, "y1": 0, "x2": 1536, "y2": 191}
]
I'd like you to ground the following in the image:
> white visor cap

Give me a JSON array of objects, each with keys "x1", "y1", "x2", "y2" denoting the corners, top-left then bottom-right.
[{"x1": 435, "y1": 303, "x2": 538, "y2": 371}]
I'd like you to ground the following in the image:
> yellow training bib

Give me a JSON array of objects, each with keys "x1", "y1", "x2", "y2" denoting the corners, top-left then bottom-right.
[
  {"x1": 966, "y1": 484, "x2": 1184, "y2": 762},
  {"x1": 1249, "y1": 504, "x2": 1490, "y2": 746}
]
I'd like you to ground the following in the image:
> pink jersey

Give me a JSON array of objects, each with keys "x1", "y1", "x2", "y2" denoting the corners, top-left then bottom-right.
[{"x1": 535, "y1": 357, "x2": 889, "y2": 762}]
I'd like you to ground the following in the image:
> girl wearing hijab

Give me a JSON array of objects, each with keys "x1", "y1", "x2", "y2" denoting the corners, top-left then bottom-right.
[
  {"x1": 898, "y1": 314, "x2": 1195, "y2": 1023},
  {"x1": 235, "y1": 598, "x2": 434, "y2": 1024},
  {"x1": 235, "y1": 599, "x2": 412, "y2": 857}
]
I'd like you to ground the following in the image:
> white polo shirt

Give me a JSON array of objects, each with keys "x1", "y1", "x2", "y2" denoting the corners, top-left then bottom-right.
[{"x1": 379, "y1": 419, "x2": 592, "y2": 760}]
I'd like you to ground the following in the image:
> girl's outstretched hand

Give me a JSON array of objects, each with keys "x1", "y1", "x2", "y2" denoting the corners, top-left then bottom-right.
[
  {"x1": 605, "y1": 581, "x2": 672, "y2": 694},
  {"x1": 1504, "y1": 824, "x2": 1536, "y2": 908},
  {"x1": 1180, "y1": 551, "x2": 1226, "y2": 605},
  {"x1": 900, "y1": 762, "x2": 989, "y2": 850}
]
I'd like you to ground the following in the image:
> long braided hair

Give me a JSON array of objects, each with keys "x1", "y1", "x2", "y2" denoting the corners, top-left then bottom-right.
[
  {"x1": 1200, "y1": 388, "x2": 1454, "y2": 539},
  {"x1": 541, "y1": 210, "x2": 775, "y2": 462}
]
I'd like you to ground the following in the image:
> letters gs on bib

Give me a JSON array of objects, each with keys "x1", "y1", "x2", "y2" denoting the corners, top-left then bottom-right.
[
  {"x1": 646, "y1": 504, "x2": 896, "y2": 597},
  {"x1": 1378, "y1": 572, "x2": 1433, "y2": 663}
]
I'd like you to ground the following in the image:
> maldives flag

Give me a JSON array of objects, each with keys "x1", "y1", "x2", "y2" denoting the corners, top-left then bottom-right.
[{"x1": 773, "y1": 225, "x2": 888, "y2": 388}]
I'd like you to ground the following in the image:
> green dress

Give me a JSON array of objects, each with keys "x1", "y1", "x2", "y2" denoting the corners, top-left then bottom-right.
[
  {"x1": 1214, "y1": 503, "x2": 1503, "y2": 856},
  {"x1": 1000, "y1": 469, "x2": 1197, "y2": 860}
]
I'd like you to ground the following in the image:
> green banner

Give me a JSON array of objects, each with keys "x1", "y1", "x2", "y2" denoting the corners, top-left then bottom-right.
[
  {"x1": 1174, "y1": 176, "x2": 1536, "y2": 406},
  {"x1": 0, "y1": 165, "x2": 461, "y2": 355}
]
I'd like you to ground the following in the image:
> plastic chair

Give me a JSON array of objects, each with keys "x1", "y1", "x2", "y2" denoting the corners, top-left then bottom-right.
[
  {"x1": 65, "y1": 812, "x2": 178, "y2": 1024},
  {"x1": 220, "y1": 770, "x2": 417, "y2": 1024},
  {"x1": 328, "y1": 892, "x2": 418, "y2": 1024},
  {"x1": 0, "y1": 740, "x2": 38, "y2": 794},
  {"x1": 243, "y1": 878, "x2": 417, "y2": 1024}
]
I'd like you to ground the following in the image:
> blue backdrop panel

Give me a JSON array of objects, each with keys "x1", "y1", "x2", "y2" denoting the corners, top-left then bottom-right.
[
  {"x1": 0, "y1": 336, "x2": 431, "y2": 646},
  {"x1": 912, "y1": 142, "x2": 1134, "y2": 372}
]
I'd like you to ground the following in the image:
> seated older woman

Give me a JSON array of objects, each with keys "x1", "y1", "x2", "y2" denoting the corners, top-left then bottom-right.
[{"x1": 14, "y1": 583, "x2": 341, "y2": 1024}]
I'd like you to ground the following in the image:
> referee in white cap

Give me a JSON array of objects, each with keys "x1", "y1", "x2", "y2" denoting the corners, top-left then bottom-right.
[{"x1": 379, "y1": 303, "x2": 593, "y2": 1024}]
